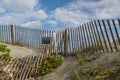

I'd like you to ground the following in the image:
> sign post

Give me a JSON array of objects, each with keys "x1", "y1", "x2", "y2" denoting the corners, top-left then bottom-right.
[{"x1": 42, "y1": 37, "x2": 51, "y2": 54}]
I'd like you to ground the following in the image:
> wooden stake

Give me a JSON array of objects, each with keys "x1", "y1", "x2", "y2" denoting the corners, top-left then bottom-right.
[
  {"x1": 64, "y1": 29, "x2": 69, "y2": 57},
  {"x1": 11, "y1": 24, "x2": 15, "y2": 44}
]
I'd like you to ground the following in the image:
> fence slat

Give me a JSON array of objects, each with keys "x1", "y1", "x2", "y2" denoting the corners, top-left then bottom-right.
[
  {"x1": 94, "y1": 21, "x2": 104, "y2": 52},
  {"x1": 70, "y1": 29, "x2": 73, "y2": 54},
  {"x1": 84, "y1": 23, "x2": 91, "y2": 52},
  {"x1": 87, "y1": 23, "x2": 95, "y2": 53},
  {"x1": 89, "y1": 22, "x2": 99, "y2": 52},
  {"x1": 112, "y1": 19, "x2": 120, "y2": 45},
  {"x1": 82, "y1": 25, "x2": 88, "y2": 52},
  {"x1": 77, "y1": 27, "x2": 80, "y2": 51},
  {"x1": 91, "y1": 22, "x2": 101, "y2": 52},
  {"x1": 107, "y1": 20, "x2": 118, "y2": 51},
  {"x1": 80, "y1": 26, "x2": 85, "y2": 53},
  {"x1": 98, "y1": 20, "x2": 108, "y2": 52},
  {"x1": 118, "y1": 19, "x2": 120, "y2": 29},
  {"x1": 102, "y1": 20, "x2": 113, "y2": 52},
  {"x1": 78, "y1": 27, "x2": 82, "y2": 52}
]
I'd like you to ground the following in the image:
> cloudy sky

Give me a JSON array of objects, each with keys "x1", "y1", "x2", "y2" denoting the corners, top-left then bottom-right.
[{"x1": 0, "y1": 0, "x2": 120, "y2": 30}]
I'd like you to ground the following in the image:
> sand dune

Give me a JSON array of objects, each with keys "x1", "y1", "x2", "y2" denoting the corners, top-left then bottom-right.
[{"x1": 0, "y1": 42, "x2": 38, "y2": 58}]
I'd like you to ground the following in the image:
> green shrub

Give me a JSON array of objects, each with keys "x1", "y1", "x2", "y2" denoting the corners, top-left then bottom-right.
[
  {"x1": 30, "y1": 71, "x2": 35, "y2": 77},
  {"x1": 47, "y1": 55, "x2": 62, "y2": 68},
  {"x1": 0, "y1": 53, "x2": 12, "y2": 60},
  {"x1": 40, "y1": 54, "x2": 62, "y2": 75},
  {"x1": 0, "y1": 44, "x2": 10, "y2": 53},
  {"x1": 0, "y1": 44, "x2": 7, "y2": 51},
  {"x1": 30, "y1": 54, "x2": 63, "y2": 77},
  {"x1": 0, "y1": 44, "x2": 12, "y2": 60}
]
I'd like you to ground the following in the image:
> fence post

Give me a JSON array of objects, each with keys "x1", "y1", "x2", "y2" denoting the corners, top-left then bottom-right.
[
  {"x1": 64, "y1": 29, "x2": 69, "y2": 57},
  {"x1": 11, "y1": 24, "x2": 15, "y2": 44}
]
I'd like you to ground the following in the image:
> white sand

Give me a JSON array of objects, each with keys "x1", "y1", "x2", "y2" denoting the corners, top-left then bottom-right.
[{"x1": 0, "y1": 42, "x2": 38, "y2": 58}]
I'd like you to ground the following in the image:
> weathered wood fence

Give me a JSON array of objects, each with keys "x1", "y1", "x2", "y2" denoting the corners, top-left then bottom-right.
[
  {"x1": 0, "y1": 19, "x2": 120, "y2": 79},
  {"x1": 67, "y1": 19, "x2": 120, "y2": 55},
  {"x1": 0, "y1": 19, "x2": 120, "y2": 56},
  {"x1": 0, "y1": 53, "x2": 51, "y2": 79}
]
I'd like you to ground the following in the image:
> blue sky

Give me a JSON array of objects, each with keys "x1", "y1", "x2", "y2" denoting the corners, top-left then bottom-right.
[
  {"x1": 0, "y1": 0, "x2": 120, "y2": 30},
  {"x1": 40, "y1": 0, "x2": 73, "y2": 12}
]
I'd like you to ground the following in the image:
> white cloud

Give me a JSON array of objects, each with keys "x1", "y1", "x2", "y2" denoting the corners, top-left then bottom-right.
[
  {"x1": 31, "y1": 9, "x2": 48, "y2": 20},
  {"x1": 0, "y1": 14, "x2": 12, "y2": 24},
  {"x1": 48, "y1": 20, "x2": 57, "y2": 26},
  {"x1": 52, "y1": 0, "x2": 120, "y2": 27},
  {"x1": 21, "y1": 21, "x2": 41, "y2": 27},
  {"x1": 53, "y1": 8, "x2": 89, "y2": 27},
  {"x1": 10, "y1": 9, "x2": 47, "y2": 21},
  {"x1": 0, "y1": 7, "x2": 5, "y2": 13},
  {"x1": 0, "y1": 0, "x2": 38, "y2": 12},
  {"x1": 0, "y1": 9, "x2": 47, "y2": 25},
  {"x1": 0, "y1": 0, "x2": 120, "y2": 29},
  {"x1": 0, "y1": 0, "x2": 47, "y2": 27},
  {"x1": 94, "y1": 0, "x2": 120, "y2": 19}
]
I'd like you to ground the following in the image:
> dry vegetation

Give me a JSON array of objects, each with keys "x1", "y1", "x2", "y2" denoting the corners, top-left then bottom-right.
[{"x1": 73, "y1": 48, "x2": 120, "y2": 80}]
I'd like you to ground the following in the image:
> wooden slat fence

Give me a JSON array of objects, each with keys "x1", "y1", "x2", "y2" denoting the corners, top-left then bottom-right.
[
  {"x1": 0, "y1": 53, "x2": 52, "y2": 80},
  {"x1": 0, "y1": 19, "x2": 120, "y2": 56},
  {"x1": 67, "y1": 19, "x2": 120, "y2": 55},
  {"x1": 0, "y1": 19, "x2": 120, "y2": 79},
  {"x1": 0, "y1": 25, "x2": 12, "y2": 43}
]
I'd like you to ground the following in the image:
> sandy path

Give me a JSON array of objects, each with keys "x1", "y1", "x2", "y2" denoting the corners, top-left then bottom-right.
[
  {"x1": 0, "y1": 42, "x2": 38, "y2": 58},
  {"x1": 38, "y1": 57, "x2": 79, "y2": 80}
]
